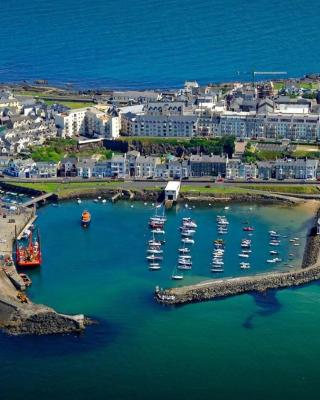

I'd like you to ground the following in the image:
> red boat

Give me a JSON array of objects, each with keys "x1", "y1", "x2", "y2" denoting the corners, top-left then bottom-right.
[
  {"x1": 16, "y1": 230, "x2": 42, "y2": 268},
  {"x1": 243, "y1": 227, "x2": 254, "y2": 232}
]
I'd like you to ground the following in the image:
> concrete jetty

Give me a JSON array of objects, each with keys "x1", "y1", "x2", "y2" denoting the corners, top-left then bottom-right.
[{"x1": 0, "y1": 202, "x2": 89, "y2": 335}]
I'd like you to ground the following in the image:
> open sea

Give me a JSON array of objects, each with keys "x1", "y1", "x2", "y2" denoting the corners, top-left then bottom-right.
[
  {"x1": 1, "y1": 200, "x2": 320, "y2": 400},
  {"x1": 1, "y1": 0, "x2": 320, "y2": 88}
]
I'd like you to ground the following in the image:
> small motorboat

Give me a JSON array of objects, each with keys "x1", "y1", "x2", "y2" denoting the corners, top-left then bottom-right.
[
  {"x1": 77, "y1": 198, "x2": 82, "y2": 204},
  {"x1": 147, "y1": 255, "x2": 163, "y2": 261},
  {"x1": 179, "y1": 254, "x2": 191, "y2": 259},
  {"x1": 266, "y1": 259, "x2": 277, "y2": 263},
  {"x1": 269, "y1": 242, "x2": 279, "y2": 246},
  {"x1": 211, "y1": 267, "x2": 224, "y2": 272},
  {"x1": 177, "y1": 265, "x2": 192, "y2": 270},
  {"x1": 238, "y1": 253, "x2": 249, "y2": 258},
  {"x1": 182, "y1": 238, "x2": 194, "y2": 244},
  {"x1": 151, "y1": 229, "x2": 165, "y2": 234},
  {"x1": 243, "y1": 227, "x2": 254, "y2": 232},
  {"x1": 149, "y1": 263, "x2": 161, "y2": 270},
  {"x1": 270, "y1": 250, "x2": 278, "y2": 255},
  {"x1": 179, "y1": 247, "x2": 190, "y2": 253},
  {"x1": 172, "y1": 273, "x2": 183, "y2": 280},
  {"x1": 240, "y1": 262, "x2": 250, "y2": 269},
  {"x1": 147, "y1": 249, "x2": 163, "y2": 254}
]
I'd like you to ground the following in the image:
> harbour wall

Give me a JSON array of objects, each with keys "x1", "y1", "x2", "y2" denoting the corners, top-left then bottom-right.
[
  {"x1": 0, "y1": 198, "x2": 91, "y2": 335},
  {"x1": 156, "y1": 207, "x2": 320, "y2": 305},
  {"x1": 155, "y1": 264, "x2": 320, "y2": 305}
]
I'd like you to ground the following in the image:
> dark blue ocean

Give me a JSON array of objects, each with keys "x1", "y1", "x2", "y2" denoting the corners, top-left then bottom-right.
[{"x1": 1, "y1": 0, "x2": 320, "y2": 89}]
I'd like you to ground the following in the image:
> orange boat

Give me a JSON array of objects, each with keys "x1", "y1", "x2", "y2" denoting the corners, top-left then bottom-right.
[
  {"x1": 16, "y1": 230, "x2": 42, "y2": 268},
  {"x1": 81, "y1": 210, "x2": 91, "y2": 227}
]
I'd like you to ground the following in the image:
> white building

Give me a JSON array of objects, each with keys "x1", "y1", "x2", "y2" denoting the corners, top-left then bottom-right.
[
  {"x1": 164, "y1": 181, "x2": 181, "y2": 201},
  {"x1": 55, "y1": 107, "x2": 120, "y2": 138}
]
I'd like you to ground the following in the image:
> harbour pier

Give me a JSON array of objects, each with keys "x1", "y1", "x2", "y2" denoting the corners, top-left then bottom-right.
[
  {"x1": 0, "y1": 202, "x2": 89, "y2": 335},
  {"x1": 156, "y1": 206, "x2": 320, "y2": 305}
]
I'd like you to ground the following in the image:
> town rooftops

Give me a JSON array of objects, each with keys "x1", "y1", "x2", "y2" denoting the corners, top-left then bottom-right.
[{"x1": 190, "y1": 154, "x2": 226, "y2": 163}]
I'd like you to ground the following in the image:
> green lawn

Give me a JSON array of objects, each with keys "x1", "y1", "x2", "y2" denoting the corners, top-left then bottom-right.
[
  {"x1": 180, "y1": 185, "x2": 250, "y2": 194},
  {"x1": 12, "y1": 181, "x2": 126, "y2": 197},
  {"x1": 43, "y1": 100, "x2": 94, "y2": 109},
  {"x1": 241, "y1": 185, "x2": 320, "y2": 195}
]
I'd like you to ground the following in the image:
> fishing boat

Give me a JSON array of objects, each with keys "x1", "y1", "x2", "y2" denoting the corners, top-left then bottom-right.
[
  {"x1": 81, "y1": 210, "x2": 91, "y2": 227},
  {"x1": 16, "y1": 230, "x2": 42, "y2": 268}
]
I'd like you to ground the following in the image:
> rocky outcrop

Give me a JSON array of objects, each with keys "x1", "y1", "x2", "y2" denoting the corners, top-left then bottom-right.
[{"x1": 0, "y1": 296, "x2": 89, "y2": 335}]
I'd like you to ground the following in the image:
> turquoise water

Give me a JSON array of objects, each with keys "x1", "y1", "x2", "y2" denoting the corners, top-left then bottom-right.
[
  {"x1": 1, "y1": 0, "x2": 320, "y2": 88},
  {"x1": 0, "y1": 201, "x2": 319, "y2": 400}
]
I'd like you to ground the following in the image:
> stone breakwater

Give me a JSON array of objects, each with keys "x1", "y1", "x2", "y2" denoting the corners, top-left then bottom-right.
[
  {"x1": 156, "y1": 206, "x2": 320, "y2": 305},
  {"x1": 155, "y1": 264, "x2": 320, "y2": 305}
]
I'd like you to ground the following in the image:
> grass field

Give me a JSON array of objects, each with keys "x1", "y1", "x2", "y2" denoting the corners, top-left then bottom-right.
[
  {"x1": 43, "y1": 100, "x2": 94, "y2": 109},
  {"x1": 241, "y1": 185, "x2": 320, "y2": 194},
  {"x1": 13, "y1": 181, "x2": 126, "y2": 197},
  {"x1": 180, "y1": 185, "x2": 250, "y2": 194}
]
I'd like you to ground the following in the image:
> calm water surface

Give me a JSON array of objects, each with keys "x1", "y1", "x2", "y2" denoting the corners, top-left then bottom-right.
[
  {"x1": 1, "y1": 0, "x2": 320, "y2": 88},
  {"x1": 1, "y1": 201, "x2": 320, "y2": 400}
]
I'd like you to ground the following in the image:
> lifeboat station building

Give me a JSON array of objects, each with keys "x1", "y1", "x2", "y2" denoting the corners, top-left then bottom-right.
[{"x1": 165, "y1": 181, "x2": 181, "y2": 201}]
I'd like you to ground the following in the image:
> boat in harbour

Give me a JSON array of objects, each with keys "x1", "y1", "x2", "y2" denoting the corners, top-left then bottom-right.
[
  {"x1": 146, "y1": 254, "x2": 163, "y2": 261},
  {"x1": 240, "y1": 262, "x2": 250, "y2": 269},
  {"x1": 179, "y1": 247, "x2": 190, "y2": 253},
  {"x1": 16, "y1": 230, "x2": 42, "y2": 268},
  {"x1": 81, "y1": 210, "x2": 91, "y2": 227},
  {"x1": 238, "y1": 253, "x2": 249, "y2": 258},
  {"x1": 182, "y1": 238, "x2": 194, "y2": 244},
  {"x1": 149, "y1": 263, "x2": 161, "y2": 270}
]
